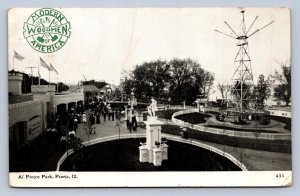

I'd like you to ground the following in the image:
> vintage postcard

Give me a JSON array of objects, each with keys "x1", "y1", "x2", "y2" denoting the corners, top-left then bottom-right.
[{"x1": 8, "y1": 8, "x2": 291, "y2": 187}]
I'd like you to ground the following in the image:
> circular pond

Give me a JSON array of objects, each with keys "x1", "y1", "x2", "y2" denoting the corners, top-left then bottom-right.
[{"x1": 59, "y1": 138, "x2": 241, "y2": 171}]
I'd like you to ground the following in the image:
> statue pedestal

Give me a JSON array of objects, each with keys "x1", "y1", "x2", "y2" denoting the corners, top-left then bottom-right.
[
  {"x1": 153, "y1": 148, "x2": 163, "y2": 166},
  {"x1": 144, "y1": 117, "x2": 164, "y2": 151},
  {"x1": 138, "y1": 116, "x2": 168, "y2": 166},
  {"x1": 161, "y1": 143, "x2": 168, "y2": 160},
  {"x1": 148, "y1": 148, "x2": 153, "y2": 163},
  {"x1": 139, "y1": 145, "x2": 148, "y2": 162}
]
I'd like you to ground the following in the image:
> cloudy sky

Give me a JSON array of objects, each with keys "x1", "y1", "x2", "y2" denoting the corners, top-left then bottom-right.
[{"x1": 9, "y1": 8, "x2": 290, "y2": 97}]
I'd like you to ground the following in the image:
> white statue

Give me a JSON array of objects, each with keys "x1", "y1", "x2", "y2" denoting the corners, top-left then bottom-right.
[{"x1": 148, "y1": 98, "x2": 158, "y2": 117}]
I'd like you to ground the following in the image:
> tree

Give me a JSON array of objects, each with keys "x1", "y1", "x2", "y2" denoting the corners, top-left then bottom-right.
[
  {"x1": 169, "y1": 58, "x2": 196, "y2": 103},
  {"x1": 252, "y1": 74, "x2": 271, "y2": 108},
  {"x1": 200, "y1": 71, "x2": 215, "y2": 101},
  {"x1": 57, "y1": 82, "x2": 69, "y2": 92},
  {"x1": 272, "y1": 61, "x2": 291, "y2": 106},
  {"x1": 122, "y1": 78, "x2": 135, "y2": 97},
  {"x1": 217, "y1": 83, "x2": 230, "y2": 101},
  {"x1": 132, "y1": 59, "x2": 170, "y2": 99},
  {"x1": 231, "y1": 81, "x2": 252, "y2": 109},
  {"x1": 122, "y1": 58, "x2": 214, "y2": 104},
  {"x1": 82, "y1": 80, "x2": 108, "y2": 89}
]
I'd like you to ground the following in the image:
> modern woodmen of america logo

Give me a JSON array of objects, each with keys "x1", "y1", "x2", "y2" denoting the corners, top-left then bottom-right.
[{"x1": 23, "y1": 8, "x2": 71, "y2": 53}]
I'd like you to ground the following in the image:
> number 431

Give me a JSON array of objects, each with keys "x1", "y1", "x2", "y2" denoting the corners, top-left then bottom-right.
[{"x1": 276, "y1": 174, "x2": 284, "y2": 178}]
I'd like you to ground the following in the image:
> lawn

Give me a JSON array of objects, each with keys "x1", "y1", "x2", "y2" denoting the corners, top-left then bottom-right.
[
  {"x1": 9, "y1": 132, "x2": 65, "y2": 172},
  {"x1": 161, "y1": 125, "x2": 291, "y2": 153},
  {"x1": 175, "y1": 112, "x2": 211, "y2": 124},
  {"x1": 60, "y1": 138, "x2": 241, "y2": 171},
  {"x1": 156, "y1": 109, "x2": 181, "y2": 120}
]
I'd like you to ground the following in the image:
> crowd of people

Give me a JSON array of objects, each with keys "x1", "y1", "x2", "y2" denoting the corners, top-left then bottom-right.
[
  {"x1": 45, "y1": 97, "x2": 142, "y2": 152},
  {"x1": 87, "y1": 98, "x2": 139, "y2": 132},
  {"x1": 88, "y1": 100, "x2": 116, "y2": 126}
]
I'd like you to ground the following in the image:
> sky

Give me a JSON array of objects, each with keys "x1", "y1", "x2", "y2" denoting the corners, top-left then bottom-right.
[{"x1": 8, "y1": 8, "x2": 290, "y2": 98}]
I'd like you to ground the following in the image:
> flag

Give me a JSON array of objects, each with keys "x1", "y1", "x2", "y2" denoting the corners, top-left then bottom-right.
[
  {"x1": 14, "y1": 50, "x2": 25, "y2": 61},
  {"x1": 49, "y1": 63, "x2": 59, "y2": 74},
  {"x1": 40, "y1": 57, "x2": 51, "y2": 70}
]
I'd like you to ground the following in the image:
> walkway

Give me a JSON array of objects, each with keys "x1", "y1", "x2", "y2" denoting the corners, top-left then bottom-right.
[{"x1": 74, "y1": 114, "x2": 291, "y2": 171}]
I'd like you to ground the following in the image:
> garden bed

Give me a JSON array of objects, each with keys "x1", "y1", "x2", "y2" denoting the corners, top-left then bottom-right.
[
  {"x1": 156, "y1": 109, "x2": 181, "y2": 120},
  {"x1": 161, "y1": 125, "x2": 291, "y2": 153},
  {"x1": 175, "y1": 112, "x2": 211, "y2": 124},
  {"x1": 59, "y1": 138, "x2": 241, "y2": 171}
]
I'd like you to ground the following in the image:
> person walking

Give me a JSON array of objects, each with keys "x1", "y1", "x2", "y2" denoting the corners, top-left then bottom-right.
[
  {"x1": 96, "y1": 111, "x2": 101, "y2": 124},
  {"x1": 73, "y1": 118, "x2": 78, "y2": 132},
  {"x1": 89, "y1": 112, "x2": 95, "y2": 125},
  {"x1": 102, "y1": 102, "x2": 108, "y2": 122},
  {"x1": 132, "y1": 111, "x2": 138, "y2": 131},
  {"x1": 107, "y1": 103, "x2": 112, "y2": 120}
]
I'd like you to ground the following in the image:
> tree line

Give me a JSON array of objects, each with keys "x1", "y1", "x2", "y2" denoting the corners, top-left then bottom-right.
[
  {"x1": 82, "y1": 80, "x2": 108, "y2": 90},
  {"x1": 217, "y1": 61, "x2": 291, "y2": 108},
  {"x1": 121, "y1": 58, "x2": 215, "y2": 104},
  {"x1": 122, "y1": 58, "x2": 291, "y2": 108}
]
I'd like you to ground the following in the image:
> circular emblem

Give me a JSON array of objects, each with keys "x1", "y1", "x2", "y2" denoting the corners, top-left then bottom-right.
[
  {"x1": 23, "y1": 8, "x2": 71, "y2": 53},
  {"x1": 106, "y1": 88, "x2": 112, "y2": 95}
]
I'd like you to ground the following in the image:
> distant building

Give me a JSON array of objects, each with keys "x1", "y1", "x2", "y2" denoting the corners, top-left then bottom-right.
[
  {"x1": 266, "y1": 107, "x2": 291, "y2": 118},
  {"x1": 82, "y1": 85, "x2": 100, "y2": 103}
]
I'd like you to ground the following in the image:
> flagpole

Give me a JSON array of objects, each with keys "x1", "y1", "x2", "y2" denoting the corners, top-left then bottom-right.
[
  {"x1": 27, "y1": 66, "x2": 36, "y2": 86},
  {"x1": 38, "y1": 58, "x2": 40, "y2": 86},
  {"x1": 31, "y1": 68, "x2": 34, "y2": 85},
  {"x1": 49, "y1": 70, "x2": 50, "y2": 86},
  {"x1": 55, "y1": 77, "x2": 59, "y2": 93},
  {"x1": 13, "y1": 55, "x2": 15, "y2": 71}
]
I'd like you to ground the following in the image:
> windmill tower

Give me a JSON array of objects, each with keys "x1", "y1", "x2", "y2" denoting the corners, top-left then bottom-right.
[{"x1": 215, "y1": 10, "x2": 274, "y2": 113}]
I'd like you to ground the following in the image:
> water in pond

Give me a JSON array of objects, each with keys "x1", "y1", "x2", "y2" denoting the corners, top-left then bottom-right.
[{"x1": 60, "y1": 138, "x2": 241, "y2": 171}]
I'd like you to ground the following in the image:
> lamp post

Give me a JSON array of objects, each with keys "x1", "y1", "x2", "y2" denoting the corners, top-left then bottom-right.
[{"x1": 196, "y1": 95, "x2": 201, "y2": 113}]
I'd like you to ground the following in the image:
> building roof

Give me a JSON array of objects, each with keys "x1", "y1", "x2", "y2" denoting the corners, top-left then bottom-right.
[{"x1": 83, "y1": 85, "x2": 100, "y2": 92}]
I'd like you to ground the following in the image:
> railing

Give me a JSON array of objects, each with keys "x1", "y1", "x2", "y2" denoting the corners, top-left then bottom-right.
[
  {"x1": 171, "y1": 109, "x2": 291, "y2": 140},
  {"x1": 56, "y1": 133, "x2": 247, "y2": 171},
  {"x1": 266, "y1": 109, "x2": 291, "y2": 118},
  {"x1": 56, "y1": 133, "x2": 145, "y2": 171},
  {"x1": 164, "y1": 134, "x2": 248, "y2": 171}
]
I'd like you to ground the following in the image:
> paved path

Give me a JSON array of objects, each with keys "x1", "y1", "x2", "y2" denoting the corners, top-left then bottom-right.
[
  {"x1": 75, "y1": 112, "x2": 145, "y2": 143},
  {"x1": 74, "y1": 114, "x2": 291, "y2": 171}
]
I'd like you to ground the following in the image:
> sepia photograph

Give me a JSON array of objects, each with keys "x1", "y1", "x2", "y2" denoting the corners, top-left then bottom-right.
[{"x1": 8, "y1": 7, "x2": 291, "y2": 187}]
